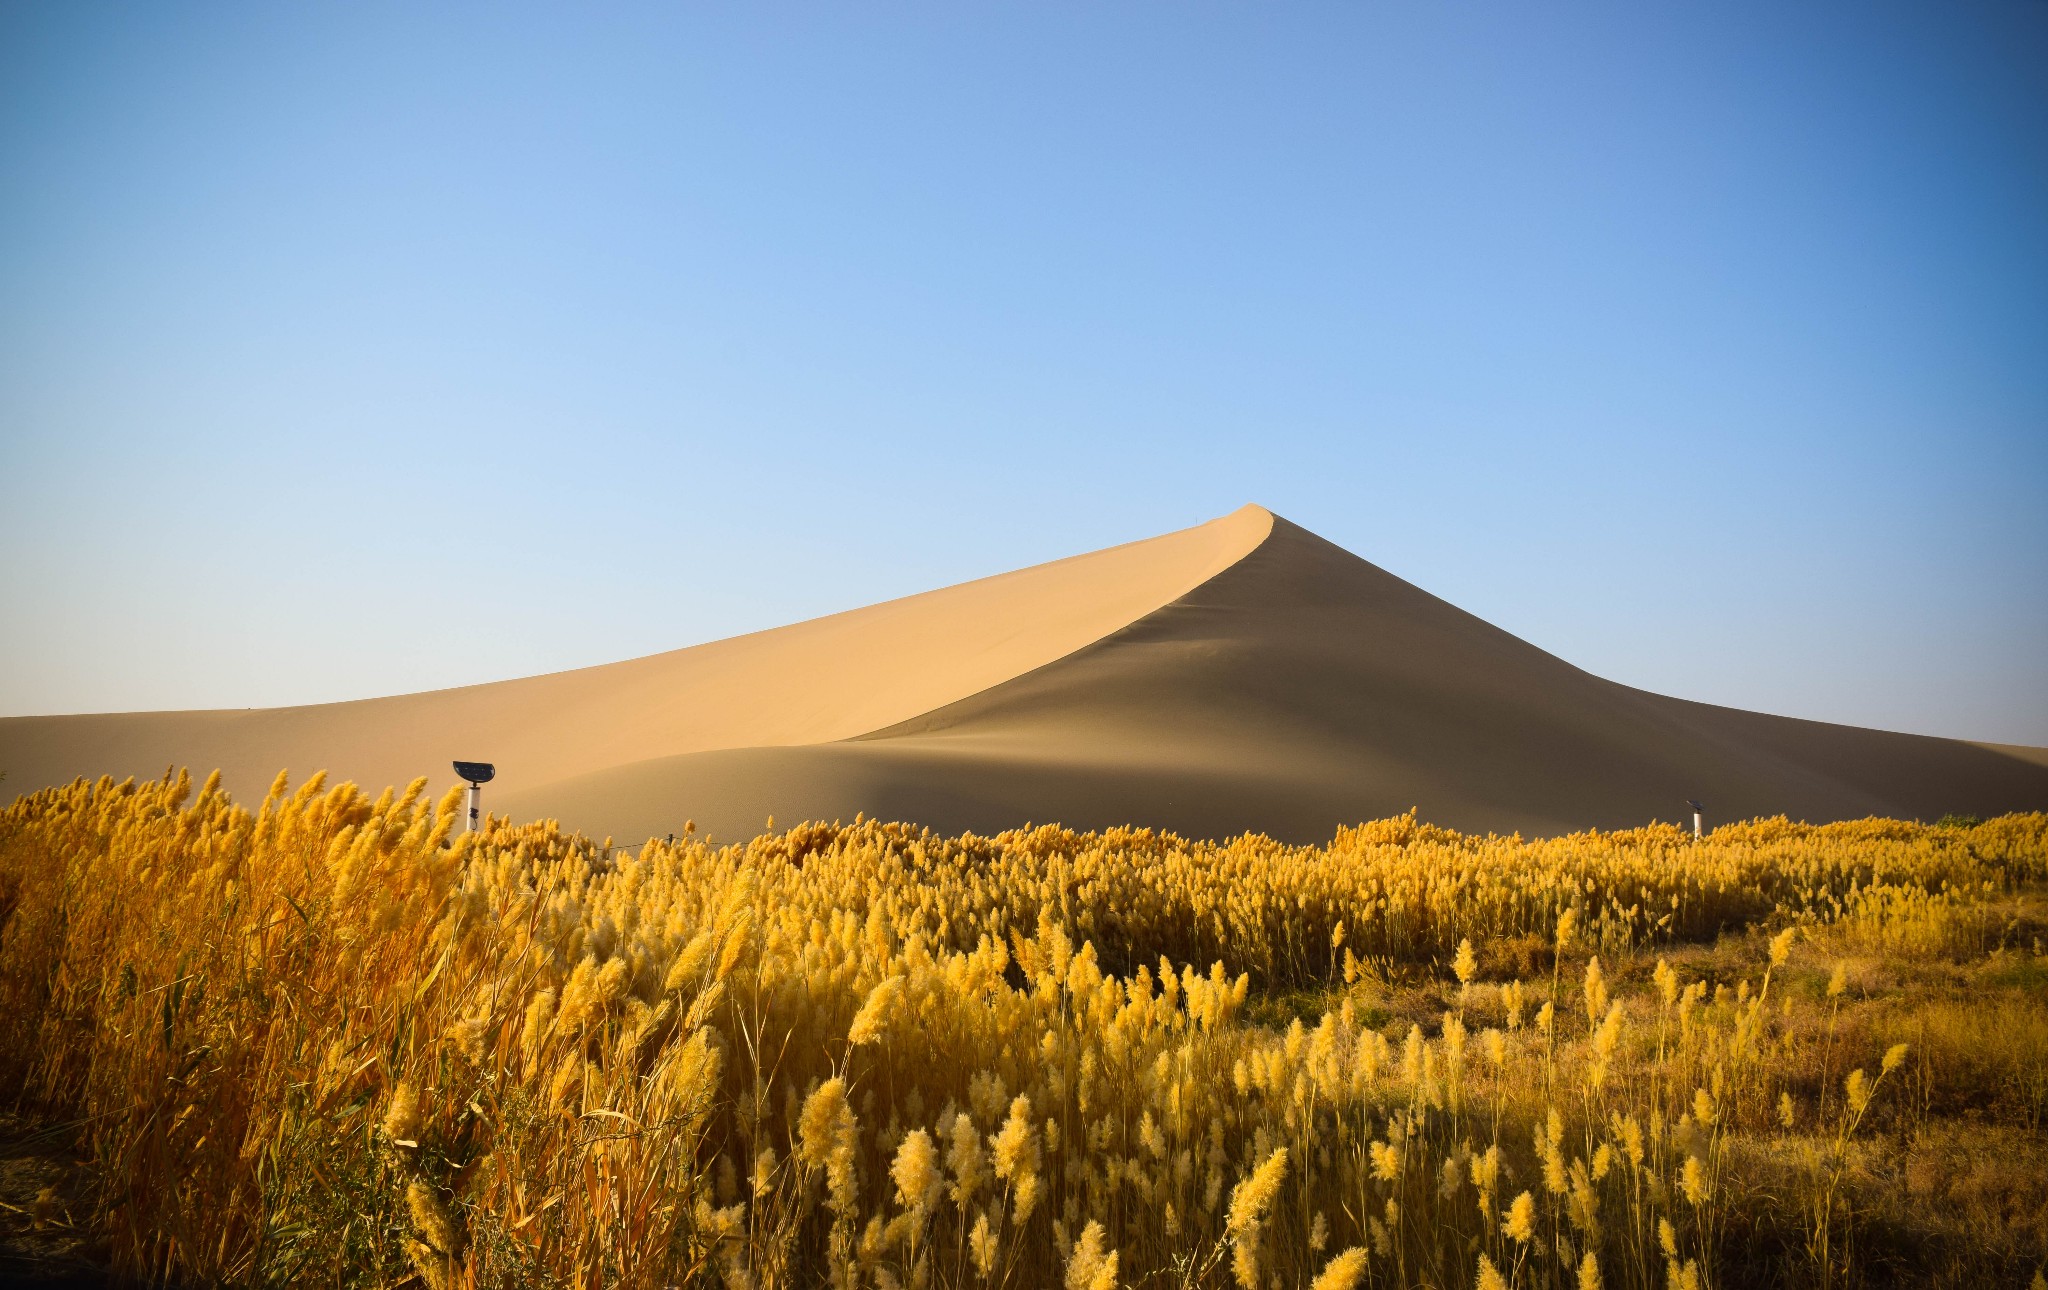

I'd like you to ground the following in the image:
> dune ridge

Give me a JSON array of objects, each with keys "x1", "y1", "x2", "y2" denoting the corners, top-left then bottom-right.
[
  {"x1": 511, "y1": 514, "x2": 2048, "y2": 840},
  {"x1": 0, "y1": 505, "x2": 1270, "y2": 808},
  {"x1": 5, "y1": 504, "x2": 2044, "y2": 841}
]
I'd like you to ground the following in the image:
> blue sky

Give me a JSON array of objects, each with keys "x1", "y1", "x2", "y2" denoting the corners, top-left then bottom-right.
[{"x1": 2, "y1": 2, "x2": 2044, "y2": 743}]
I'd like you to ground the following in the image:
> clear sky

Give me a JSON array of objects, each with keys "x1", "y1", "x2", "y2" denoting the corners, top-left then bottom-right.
[{"x1": 2, "y1": 2, "x2": 2044, "y2": 744}]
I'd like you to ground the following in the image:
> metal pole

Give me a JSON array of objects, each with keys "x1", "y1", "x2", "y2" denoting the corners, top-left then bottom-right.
[
  {"x1": 468, "y1": 782, "x2": 481, "y2": 832},
  {"x1": 1692, "y1": 810, "x2": 1701, "y2": 839}
]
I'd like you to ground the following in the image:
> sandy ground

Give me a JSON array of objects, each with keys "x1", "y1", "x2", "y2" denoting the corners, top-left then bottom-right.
[{"x1": 4, "y1": 505, "x2": 2045, "y2": 843}]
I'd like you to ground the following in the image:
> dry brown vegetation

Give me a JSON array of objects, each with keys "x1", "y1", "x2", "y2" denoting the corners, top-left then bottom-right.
[{"x1": 0, "y1": 771, "x2": 2044, "y2": 1288}]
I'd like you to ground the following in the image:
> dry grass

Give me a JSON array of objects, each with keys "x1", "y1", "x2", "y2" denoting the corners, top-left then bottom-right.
[{"x1": 0, "y1": 771, "x2": 2043, "y2": 1288}]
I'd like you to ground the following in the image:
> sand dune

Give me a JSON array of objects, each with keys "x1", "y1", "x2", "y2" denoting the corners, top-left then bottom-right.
[
  {"x1": 0, "y1": 507, "x2": 1267, "y2": 810},
  {"x1": 5, "y1": 506, "x2": 2044, "y2": 841}
]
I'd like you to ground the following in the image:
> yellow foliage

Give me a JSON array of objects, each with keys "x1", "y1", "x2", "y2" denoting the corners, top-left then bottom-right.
[{"x1": 0, "y1": 772, "x2": 2041, "y2": 1286}]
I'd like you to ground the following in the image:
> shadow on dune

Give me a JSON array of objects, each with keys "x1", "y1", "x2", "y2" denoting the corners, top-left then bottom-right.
[{"x1": 506, "y1": 517, "x2": 2048, "y2": 844}]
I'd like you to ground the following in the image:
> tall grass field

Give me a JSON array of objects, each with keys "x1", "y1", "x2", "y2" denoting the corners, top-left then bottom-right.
[{"x1": 1, "y1": 770, "x2": 2044, "y2": 1288}]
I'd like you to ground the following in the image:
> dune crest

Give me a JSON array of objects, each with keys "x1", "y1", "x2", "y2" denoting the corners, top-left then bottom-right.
[
  {"x1": 0, "y1": 505, "x2": 1270, "y2": 807},
  {"x1": 5, "y1": 504, "x2": 2044, "y2": 841}
]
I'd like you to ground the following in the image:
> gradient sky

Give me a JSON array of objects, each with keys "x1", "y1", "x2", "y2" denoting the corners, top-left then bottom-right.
[{"x1": 2, "y1": 2, "x2": 2044, "y2": 744}]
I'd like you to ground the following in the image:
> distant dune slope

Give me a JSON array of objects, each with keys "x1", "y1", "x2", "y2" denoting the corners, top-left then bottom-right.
[
  {"x1": 5, "y1": 506, "x2": 2044, "y2": 842},
  {"x1": 0, "y1": 505, "x2": 1270, "y2": 807},
  {"x1": 504, "y1": 514, "x2": 2048, "y2": 842}
]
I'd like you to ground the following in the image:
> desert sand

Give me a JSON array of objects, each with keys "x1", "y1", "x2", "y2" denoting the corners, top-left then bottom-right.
[{"x1": 4, "y1": 505, "x2": 2043, "y2": 842}]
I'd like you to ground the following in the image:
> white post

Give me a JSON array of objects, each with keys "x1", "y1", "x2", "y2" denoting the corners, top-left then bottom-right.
[
  {"x1": 1692, "y1": 809, "x2": 1702, "y2": 839},
  {"x1": 453, "y1": 762, "x2": 494, "y2": 836}
]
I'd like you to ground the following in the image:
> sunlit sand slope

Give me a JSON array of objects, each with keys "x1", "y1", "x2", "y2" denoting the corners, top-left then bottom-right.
[
  {"x1": 0, "y1": 506, "x2": 1272, "y2": 806},
  {"x1": 507, "y1": 515, "x2": 2048, "y2": 842}
]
